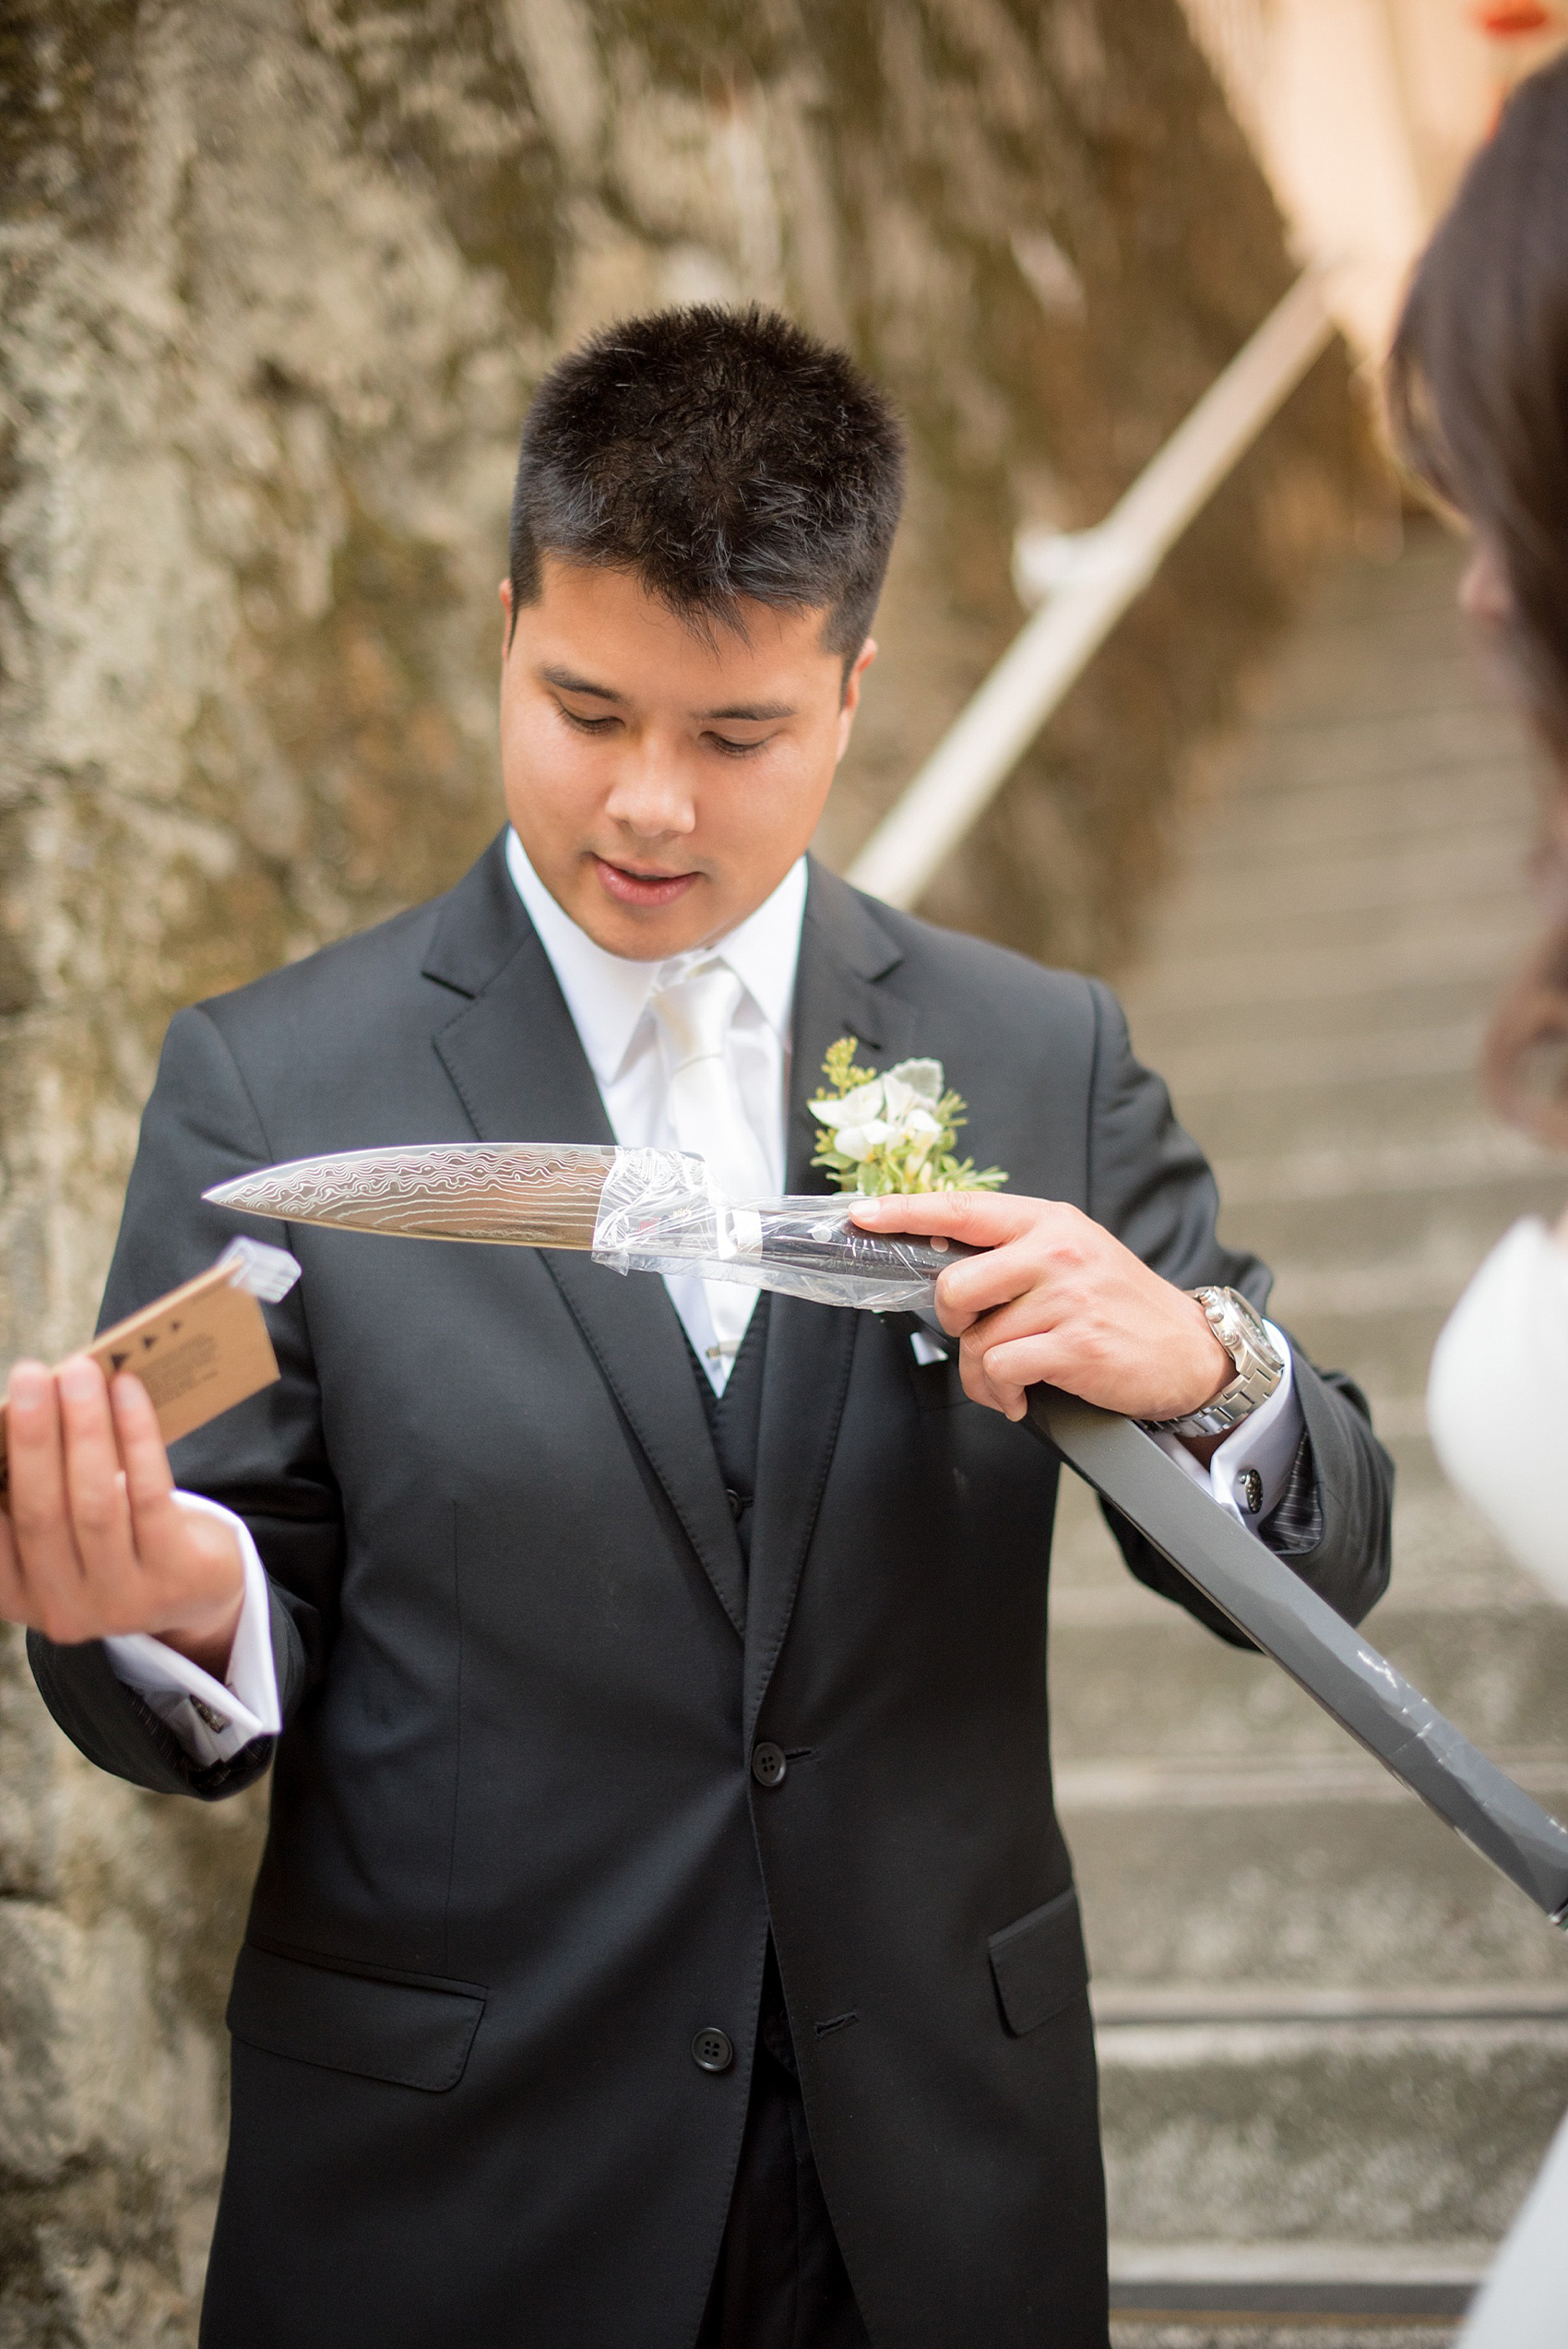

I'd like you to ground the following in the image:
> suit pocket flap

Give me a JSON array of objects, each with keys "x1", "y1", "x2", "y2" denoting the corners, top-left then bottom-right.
[
  {"x1": 227, "y1": 1944, "x2": 484, "y2": 2093},
  {"x1": 988, "y1": 1887, "x2": 1089, "y2": 2036}
]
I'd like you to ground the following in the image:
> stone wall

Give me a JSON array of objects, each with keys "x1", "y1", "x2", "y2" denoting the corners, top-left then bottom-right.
[{"x1": 0, "y1": 2, "x2": 1368, "y2": 2334}]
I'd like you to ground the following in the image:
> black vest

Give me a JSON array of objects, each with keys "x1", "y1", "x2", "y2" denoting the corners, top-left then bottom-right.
[
  {"x1": 684, "y1": 1295, "x2": 801, "y2": 2077},
  {"x1": 685, "y1": 1294, "x2": 771, "y2": 1589}
]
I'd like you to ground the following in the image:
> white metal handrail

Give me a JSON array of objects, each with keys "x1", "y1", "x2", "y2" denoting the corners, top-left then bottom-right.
[{"x1": 846, "y1": 268, "x2": 1336, "y2": 910}]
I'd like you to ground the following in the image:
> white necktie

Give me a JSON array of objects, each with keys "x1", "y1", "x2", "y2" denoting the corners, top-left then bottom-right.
[{"x1": 649, "y1": 961, "x2": 773, "y2": 1372}]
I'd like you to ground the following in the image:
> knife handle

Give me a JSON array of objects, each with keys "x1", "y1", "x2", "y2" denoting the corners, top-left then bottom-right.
[{"x1": 751, "y1": 1215, "x2": 982, "y2": 1284}]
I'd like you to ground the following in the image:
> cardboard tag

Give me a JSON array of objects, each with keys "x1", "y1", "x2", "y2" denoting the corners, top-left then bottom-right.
[{"x1": 0, "y1": 1258, "x2": 282, "y2": 1500}]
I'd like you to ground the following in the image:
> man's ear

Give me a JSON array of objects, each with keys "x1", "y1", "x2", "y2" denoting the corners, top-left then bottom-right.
[
  {"x1": 499, "y1": 578, "x2": 515, "y2": 654},
  {"x1": 836, "y1": 637, "x2": 878, "y2": 757}
]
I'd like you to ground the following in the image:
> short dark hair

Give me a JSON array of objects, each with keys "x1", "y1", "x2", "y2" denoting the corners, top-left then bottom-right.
[{"x1": 508, "y1": 305, "x2": 906, "y2": 663}]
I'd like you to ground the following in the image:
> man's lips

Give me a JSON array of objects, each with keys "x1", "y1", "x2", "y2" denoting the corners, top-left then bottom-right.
[{"x1": 592, "y1": 856, "x2": 703, "y2": 909}]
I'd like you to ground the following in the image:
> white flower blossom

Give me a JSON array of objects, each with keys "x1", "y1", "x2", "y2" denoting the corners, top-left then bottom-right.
[
  {"x1": 899, "y1": 1107, "x2": 943, "y2": 1171},
  {"x1": 809, "y1": 1066, "x2": 948, "y2": 1167},
  {"x1": 833, "y1": 1117, "x2": 894, "y2": 1161},
  {"x1": 888, "y1": 1058, "x2": 944, "y2": 1103},
  {"x1": 810, "y1": 1079, "x2": 887, "y2": 1131},
  {"x1": 810, "y1": 1037, "x2": 1005, "y2": 1195}
]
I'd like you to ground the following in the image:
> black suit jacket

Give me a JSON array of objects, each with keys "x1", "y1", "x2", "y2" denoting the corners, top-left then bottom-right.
[{"x1": 30, "y1": 841, "x2": 1392, "y2": 2349}]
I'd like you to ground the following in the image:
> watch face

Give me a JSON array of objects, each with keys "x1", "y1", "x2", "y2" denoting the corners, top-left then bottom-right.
[
  {"x1": 1221, "y1": 1288, "x2": 1255, "y2": 1326},
  {"x1": 1223, "y1": 1290, "x2": 1281, "y2": 1373}
]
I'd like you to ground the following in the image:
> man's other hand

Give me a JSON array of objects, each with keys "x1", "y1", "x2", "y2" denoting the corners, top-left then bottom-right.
[
  {"x1": 852, "y1": 1191, "x2": 1232, "y2": 1425},
  {"x1": 0, "y1": 1357, "x2": 244, "y2": 1675}
]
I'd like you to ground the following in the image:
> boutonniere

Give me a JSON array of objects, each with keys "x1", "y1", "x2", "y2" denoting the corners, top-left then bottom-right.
[{"x1": 809, "y1": 1037, "x2": 1009, "y2": 1196}]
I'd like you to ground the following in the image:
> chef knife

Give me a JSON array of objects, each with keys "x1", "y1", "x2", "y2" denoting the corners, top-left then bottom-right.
[{"x1": 204, "y1": 1141, "x2": 972, "y2": 1309}]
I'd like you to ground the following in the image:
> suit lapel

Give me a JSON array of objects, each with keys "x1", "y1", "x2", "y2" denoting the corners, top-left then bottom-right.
[
  {"x1": 744, "y1": 864, "x2": 919, "y2": 1727},
  {"x1": 425, "y1": 842, "x2": 748, "y2": 1639}
]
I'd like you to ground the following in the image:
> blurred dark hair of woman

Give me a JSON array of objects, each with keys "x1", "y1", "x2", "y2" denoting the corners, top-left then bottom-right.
[
  {"x1": 1387, "y1": 54, "x2": 1568, "y2": 2349},
  {"x1": 1389, "y1": 54, "x2": 1568, "y2": 1151}
]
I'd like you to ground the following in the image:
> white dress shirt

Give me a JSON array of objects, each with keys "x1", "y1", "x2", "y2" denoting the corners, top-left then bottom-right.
[
  {"x1": 505, "y1": 828, "x2": 805, "y2": 1378},
  {"x1": 1148, "y1": 1346, "x2": 1302, "y2": 1531},
  {"x1": 108, "y1": 831, "x2": 1305, "y2": 1752},
  {"x1": 104, "y1": 1494, "x2": 281, "y2": 1763}
]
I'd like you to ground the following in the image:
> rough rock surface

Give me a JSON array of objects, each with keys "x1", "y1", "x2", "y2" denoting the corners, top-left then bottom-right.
[{"x1": 0, "y1": 2, "x2": 1363, "y2": 2334}]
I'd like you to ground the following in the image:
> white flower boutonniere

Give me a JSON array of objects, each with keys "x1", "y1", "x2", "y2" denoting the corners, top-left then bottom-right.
[{"x1": 809, "y1": 1036, "x2": 1009, "y2": 1197}]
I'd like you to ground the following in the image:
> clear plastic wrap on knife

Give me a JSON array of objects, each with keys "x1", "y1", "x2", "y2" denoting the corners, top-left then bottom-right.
[{"x1": 589, "y1": 1147, "x2": 967, "y2": 1312}]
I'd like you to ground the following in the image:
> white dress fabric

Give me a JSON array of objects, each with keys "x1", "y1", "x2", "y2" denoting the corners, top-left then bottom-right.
[
  {"x1": 1426, "y1": 1212, "x2": 1568, "y2": 2348},
  {"x1": 1427, "y1": 1217, "x2": 1568, "y2": 1606},
  {"x1": 1456, "y1": 2104, "x2": 1568, "y2": 2348}
]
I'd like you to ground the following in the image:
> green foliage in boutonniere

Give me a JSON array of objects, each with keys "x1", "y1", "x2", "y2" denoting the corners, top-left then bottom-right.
[{"x1": 809, "y1": 1036, "x2": 1009, "y2": 1196}]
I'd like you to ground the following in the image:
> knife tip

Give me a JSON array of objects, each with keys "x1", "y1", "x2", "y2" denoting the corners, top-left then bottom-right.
[{"x1": 204, "y1": 1174, "x2": 265, "y2": 1210}]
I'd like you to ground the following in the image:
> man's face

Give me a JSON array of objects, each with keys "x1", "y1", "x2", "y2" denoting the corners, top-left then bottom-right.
[{"x1": 499, "y1": 557, "x2": 874, "y2": 960}]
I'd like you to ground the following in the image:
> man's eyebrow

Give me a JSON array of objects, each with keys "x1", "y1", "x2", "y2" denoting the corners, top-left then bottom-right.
[
  {"x1": 699, "y1": 700, "x2": 796, "y2": 722},
  {"x1": 538, "y1": 664, "x2": 626, "y2": 703},
  {"x1": 538, "y1": 667, "x2": 794, "y2": 722}
]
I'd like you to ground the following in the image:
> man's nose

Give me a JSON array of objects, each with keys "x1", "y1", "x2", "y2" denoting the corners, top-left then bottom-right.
[{"x1": 602, "y1": 736, "x2": 698, "y2": 839}]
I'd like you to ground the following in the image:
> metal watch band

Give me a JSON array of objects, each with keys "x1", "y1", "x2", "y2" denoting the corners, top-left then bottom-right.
[{"x1": 1144, "y1": 1285, "x2": 1285, "y2": 1441}]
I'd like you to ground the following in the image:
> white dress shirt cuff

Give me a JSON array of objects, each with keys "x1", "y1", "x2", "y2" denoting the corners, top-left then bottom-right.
[
  {"x1": 103, "y1": 1494, "x2": 282, "y2": 1766},
  {"x1": 1149, "y1": 1321, "x2": 1305, "y2": 1537}
]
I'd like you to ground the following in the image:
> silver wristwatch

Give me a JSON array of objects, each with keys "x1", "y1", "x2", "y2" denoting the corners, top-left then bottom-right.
[{"x1": 1145, "y1": 1286, "x2": 1284, "y2": 1440}]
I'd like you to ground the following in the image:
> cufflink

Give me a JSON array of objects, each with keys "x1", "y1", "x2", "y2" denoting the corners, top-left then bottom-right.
[
  {"x1": 190, "y1": 1698, "x2": 232, "y2": 1734},
  {"x1": 1237, "y1": 1467, "x2": 1263, "y2": 1516}
]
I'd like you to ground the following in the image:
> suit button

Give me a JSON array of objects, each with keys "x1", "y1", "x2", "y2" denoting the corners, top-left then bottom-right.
[
  {"x1": 751, "y1": 1741, "x2": 788, "y2": 1788},
  {"x1": 725, "y1": 1487, "x2": 745, "y2": 1520},
  {"x1": 692, "y1": 2027, "x2": 734, "y2": 2073}
]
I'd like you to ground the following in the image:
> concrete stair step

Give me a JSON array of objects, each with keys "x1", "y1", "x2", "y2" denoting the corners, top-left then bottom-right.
[
  {"x1": 1113, "y1": 2319, "x2": 1463, "y2": 2346},
  {"x1": 1144, "y1": 874, "x2": 1525, "y2": 957},
  {"x1": 1094, "y1": 1985, "x2": 1568, "y2": 2022},
  {"x1": 1375, "y1": 1473, "x2": 1551, "y2": 1599},
  {"x1": 1063, "y1": 1766, "x2": 1568, "y2": 1987},
  {"x1": 1129, "y1": 983, "x2": 1510, "y2": 1061},
  {"x1": 1109, "y1": 2237, "x2": 1484, "y2": 2343},
  {"x1": 1271, "y1": 630, "x2": 1513, "y2": 702},
  {"x1": 1244, "y1": 1306, "x2": 1455, "y2": 1401},
  {"x1": 1210, "y1": 1127, "x2": 1556, "y2": 1210},
  {"x1": 1265, "y1": 1288, "x2": 1554, "y2": 1381},
  {"x1": 1096, "y1": 2008, "x2": 1568, "y2": 2245},
  {"x1": 1136, "y1": 988, "x2": 1512, "y2": 1061},
  {"x1": 1271, "y1": 612, "x2": 1506, "y2": 678},
  {"x1": 1156, "y1": 851, "x2": 1524, "y2": 936},
  {"x1": 1175, "y1": 764, "x2": 1535, "y2": 860},
  {"x1": 1145, "y1": 1025, "x2": 1487, "y2": 1105},
  {"x1": 1126, "y1": 920, "x2": 1527, "y2": 1019},
  {"x1": 1213, "y1": 707, "x2": 1528, "y2": 794},
  {"x1": 1219, "y1": 1180, "x2": 1564, "y2": 1294},
  {"x1": 1047, "y1": 1600, "x2": 1568, "y2": 1758},
  {"x1": 1116, "y1": 2322, "x2": 1464, "y2": 2344},
  {"x1": 1163, "y1": 1074, "x2": 1494, "y2": 1163}
]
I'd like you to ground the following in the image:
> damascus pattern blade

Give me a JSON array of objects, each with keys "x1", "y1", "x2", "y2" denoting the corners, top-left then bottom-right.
[{"x1": 206, "y1": 1143, "x2": 619, "y2": 1248}]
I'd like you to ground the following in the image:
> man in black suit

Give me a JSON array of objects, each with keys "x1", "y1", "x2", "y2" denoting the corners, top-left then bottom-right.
[{"x1": 6, "y1": 309, "x2": 1390, "y2": 2349}]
